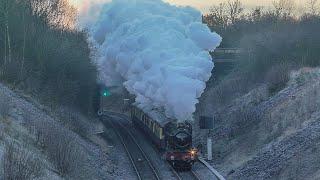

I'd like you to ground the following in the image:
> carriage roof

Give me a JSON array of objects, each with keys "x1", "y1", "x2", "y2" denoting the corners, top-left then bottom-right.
[
  {"x1": 148, "y1": 110, "x2": 175, "y2": 127},
  {"x1": 133, "y1": 105, "x2": 174, "y2": 127}
]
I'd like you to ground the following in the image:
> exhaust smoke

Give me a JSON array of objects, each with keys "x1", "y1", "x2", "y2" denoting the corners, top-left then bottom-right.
[{"x1": 85, "y1": 0, "x2": 222, "y2": 121}]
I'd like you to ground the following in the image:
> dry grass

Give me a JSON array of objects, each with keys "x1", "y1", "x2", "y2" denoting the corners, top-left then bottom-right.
[
  {"x1": 55, "y1": 107, "x2": 91, "y2": 138},
  {"x1": 46, "y1": 128, "x2": 84, "y2": 176},
  {"x1": 208, "y1": 72, "x2": 254, "y2": 106},
  {"x1": 26, "y1": 117, "x2": 85, "y2": 177},
  {"x1": 265, "y1": 63, "x2": 290, "y2": 95},
  {"x1": 2, "y1": 141, "x2": 42, "y2": 180}
]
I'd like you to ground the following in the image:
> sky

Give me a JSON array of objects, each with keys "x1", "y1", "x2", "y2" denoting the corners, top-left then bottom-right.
[{"x1": 69, "y1": 0, "x2": 312, "y2": 13}]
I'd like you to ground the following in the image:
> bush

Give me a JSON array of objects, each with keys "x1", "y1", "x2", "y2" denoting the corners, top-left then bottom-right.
[
  {"x1": 46, "y1": 130, "x2": 83, "y2": 176},
  {"x1": 28, "y1": 119, "x2": 84, "y2": 177},
  {"x1": 54, "y1": 107, "x2": 91, "y2": 138},
  {"x1": 0, "y1": 92, "x2": 11, "y2": 119},
  {"x1": 208, "y1": 71, "x2": 254, "y2": 105},
  {"x1": 230, "y1": 107, "x2": 260, "y2": 138},
  {"x1": 265, "y1": 63, "x2": 290, "y2": 94},
  {"x1": 2, "y1": 141, "x2": 42, "y2": 180}
]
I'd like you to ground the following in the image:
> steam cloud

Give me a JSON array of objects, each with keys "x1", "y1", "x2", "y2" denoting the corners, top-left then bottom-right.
[{"x1": 88, "y1": 0, "x2": 222, "y2": 121}]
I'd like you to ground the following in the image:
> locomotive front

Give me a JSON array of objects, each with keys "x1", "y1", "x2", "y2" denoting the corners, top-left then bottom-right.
[{"x1": 164, "y1": 122, "x2": 198, "y2": 171}]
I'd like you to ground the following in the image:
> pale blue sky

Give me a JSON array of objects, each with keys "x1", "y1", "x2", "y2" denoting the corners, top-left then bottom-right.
[{"x1": 70, "y1": 0, "x2": 312, "y2": 13}]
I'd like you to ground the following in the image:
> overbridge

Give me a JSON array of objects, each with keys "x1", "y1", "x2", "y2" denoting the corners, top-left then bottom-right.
[{"x1": 211, "y1": 48, "x2": 244, "y2": 63}]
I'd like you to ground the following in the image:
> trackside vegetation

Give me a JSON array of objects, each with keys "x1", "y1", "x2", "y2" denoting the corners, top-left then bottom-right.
[
  {"x1": 203, "y1": 0, "x2": 320, "y2": 104},
  {"x1": 0, "y1": 0, "x2": 97, "y2": 114}
]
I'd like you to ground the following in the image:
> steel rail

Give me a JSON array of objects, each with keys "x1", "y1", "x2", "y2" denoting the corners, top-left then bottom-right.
[
  {"x1": 115, "y1": 119, "x2": 161, "y2": 180},
  {"x1": 108, "y1": 119, "x2": 142, "y2": 180},
  {"x1": 190, "y1": 170, "x2": 202, "y2": 180},
  {"x1": 104, "y1": 112, "x2": 225, "y2": 180},
  {"x1": 111, "y1": 113, "x2": 184, "y2": 180}
]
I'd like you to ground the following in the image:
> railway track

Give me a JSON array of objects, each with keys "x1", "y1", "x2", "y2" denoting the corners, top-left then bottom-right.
[
  {"x1": 102, "y1": 112, "x2": 225, "y2": 180},
  {"x1": 108, "y1": 117, "x2": 160, "y2": 180},
  {"x1": 176, "y1": 170, "x2": 201, "y2": 180},
  {"x1": 167, "y1": 160, "x2": 201, "y2": 180}
]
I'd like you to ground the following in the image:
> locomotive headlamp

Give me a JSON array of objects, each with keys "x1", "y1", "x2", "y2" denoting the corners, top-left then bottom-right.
[{"x1": 190, "y1": 149, "x2": 196, "y2": 155}]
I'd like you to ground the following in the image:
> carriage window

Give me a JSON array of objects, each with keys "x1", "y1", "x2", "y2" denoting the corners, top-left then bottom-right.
[
  {"x1": 149, "y1": 120, "x2": 153, "y2": 129},
  {"x1": 159, "y1": 128, "x2": 163, "y2": 139},
  {"x1": 155, "y1": 124, "x2": 159, "y2": 137}
]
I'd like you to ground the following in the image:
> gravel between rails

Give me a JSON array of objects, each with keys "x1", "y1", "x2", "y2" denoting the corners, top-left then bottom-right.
[
  {"x1": 100, "y1": 116, "x2": 138, "y2": 179},
  {"x1": 110, "y1": 114, "x2": 178, "y2": 180}
]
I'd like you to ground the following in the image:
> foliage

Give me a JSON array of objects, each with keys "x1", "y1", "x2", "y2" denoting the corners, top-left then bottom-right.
[
  {"x1": 0, "y1": 0, "x2": 97, "y2": 114},
  {"x1": 203, "y1": 0, "x2": 320, "y2": 101}
]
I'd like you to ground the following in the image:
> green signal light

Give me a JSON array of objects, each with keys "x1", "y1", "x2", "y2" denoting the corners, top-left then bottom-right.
[{"x1": 103, "y1": 90, "x2": 111, "y2": 97}]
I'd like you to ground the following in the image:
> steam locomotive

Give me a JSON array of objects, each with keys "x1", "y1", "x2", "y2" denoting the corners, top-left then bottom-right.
[{"x1": 131, "y1": 106, "x2": 198, "y2": 171}]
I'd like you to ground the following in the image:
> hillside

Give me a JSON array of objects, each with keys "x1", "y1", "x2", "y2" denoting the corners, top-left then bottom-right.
[
  {"x1": 0, "y1": 83, "x2": 125, "y2": 179},
  {"x1": 196, "y1": 68, "x2": 320, "y2": 179}
]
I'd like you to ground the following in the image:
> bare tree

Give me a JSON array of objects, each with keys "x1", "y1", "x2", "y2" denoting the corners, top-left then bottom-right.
[
  {"x1": 207, "y1": 3, "x2": 229, "y2": 28},
  {"x1": 228, "y1": 0, "x2": 244, "y2": 24},
  {"x1": 30, "y1": 0, "x2": 77, "y2": 29},
  {"x1": 308, "y1": 0, "x2": 319, "y2": 15},
  {"x1": 205, "y1": 0, "x2": 243, "y2": 28},
  {"x1": 272, "y1": 0, "x2": 296, "y2": 17},
  {"x1": 251, "y1": 7, "x2": 263, "y2": 21},
  {"x1": 0, "y1": 0, "x2": 13, "y2": 65}
]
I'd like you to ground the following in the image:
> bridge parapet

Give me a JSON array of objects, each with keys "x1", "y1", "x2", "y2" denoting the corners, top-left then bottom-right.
[{"x1": 211, "y1": 48, "x2": 246, "y2": 63}]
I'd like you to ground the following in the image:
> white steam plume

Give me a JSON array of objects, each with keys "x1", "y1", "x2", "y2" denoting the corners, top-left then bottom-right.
[{"x1": 88, "y1": 0, "x2": 222, "y2": 121}]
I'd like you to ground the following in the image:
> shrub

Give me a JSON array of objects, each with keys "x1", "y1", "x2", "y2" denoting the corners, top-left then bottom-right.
[
  {"x1": 46, "y1": 131, "x2": 83, "y2": 176},
  {"x1": 2, "y1": 141, "x2": 42, "y2": 180},
  {"x1": 54, "y1": 107, "x2": 91, "y2": 138},
  {"x1": 265, "y1": 63, "x2": 290, "y2": 94},
  {"x1": 0, "y1": 92, "x2": 10, "y2": 119},
  {"x1": 29, "y1": 119, "x2": 84, "y2": 177},
  {"x1": 208, "y1": 71, "x2": 254, "y2": 106},
  {"x1": 230, "y1": 107, "x2": 260, "y2": 138}
]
